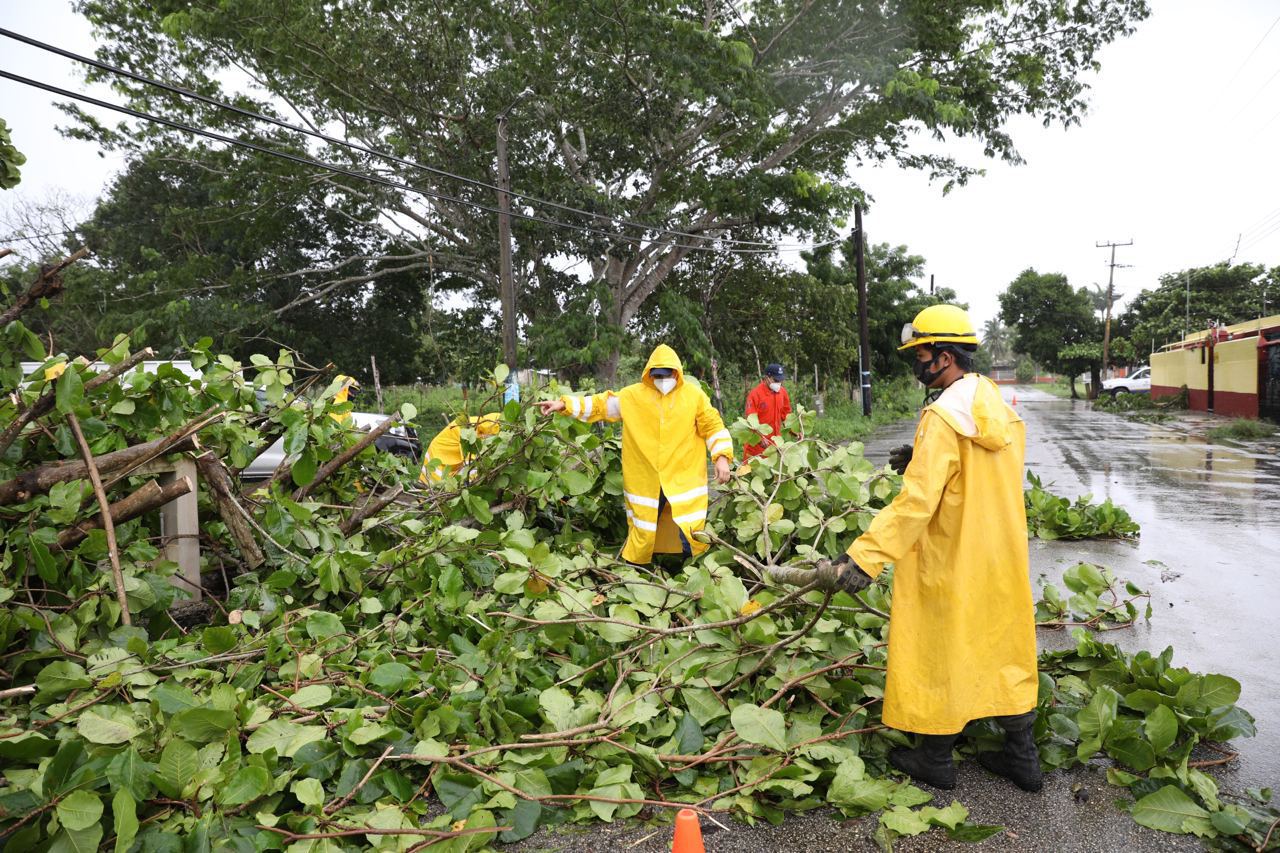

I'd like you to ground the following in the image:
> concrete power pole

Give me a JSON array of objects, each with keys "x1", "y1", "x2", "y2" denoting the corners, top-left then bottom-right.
[
  {"x1": 855, "y1": 204, "x2": 872, "y2": 416},
  {"x1": 496, "y1": 114, "x2": 518, "y2": 371},
  {"x1": 1095, "y1": 239, "x2": 1133, "y2": 377}
]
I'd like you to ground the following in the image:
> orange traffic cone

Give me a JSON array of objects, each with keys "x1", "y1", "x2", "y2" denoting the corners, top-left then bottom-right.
[
  {"x1": 672, "y1": 808, "x2": 706, "y2": 853},
  {"x1": 1011, "y1": 393, "x2": 1018, "y2": 408}
]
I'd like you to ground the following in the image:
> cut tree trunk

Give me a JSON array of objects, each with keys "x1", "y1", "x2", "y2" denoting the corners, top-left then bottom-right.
[
  {"x1": 340, "y1": 484, "x2": 406, "y2": 535},
  {"x1": 195, "y1": 452, "x2": 265, "y2": 570},
  {"x1": 293, "y1": 415, "x2": 401, "y2": 500}
]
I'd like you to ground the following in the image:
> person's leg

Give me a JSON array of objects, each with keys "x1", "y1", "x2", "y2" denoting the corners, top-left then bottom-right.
[
  {"x1": 977, "y1": 711, "x2": 1043, "y2": 792},
  {"x1": 888, "y1": 731, "x2": 961, "y2": 789}
]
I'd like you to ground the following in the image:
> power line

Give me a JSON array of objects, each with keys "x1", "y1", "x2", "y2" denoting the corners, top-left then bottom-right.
[
  {"x1": 0, "y1": 26, "x2": 797, "y2": 250},
  {"x1": 1223, "y1": 12, "x2": 1280, "y2": 89},
  {"x1": 0, "y1": 68, "x2": 839, "y2": 256}
]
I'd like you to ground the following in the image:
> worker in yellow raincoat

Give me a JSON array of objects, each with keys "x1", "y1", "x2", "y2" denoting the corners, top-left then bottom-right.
[
  {"x1": 818, "y1": 305, "x2": 1040, "y2": 793},
  {"x1": 420, "y1": 414, "x2": 502, "y2": 483},
  {"x1": 537, "y1": 345, "x2": 733, "y2": 564}
]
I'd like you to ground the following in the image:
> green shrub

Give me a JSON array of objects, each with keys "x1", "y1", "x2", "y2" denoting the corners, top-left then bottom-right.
[{"x1": 1208, "y1": 418, "x2": 1276, "y2": 442}]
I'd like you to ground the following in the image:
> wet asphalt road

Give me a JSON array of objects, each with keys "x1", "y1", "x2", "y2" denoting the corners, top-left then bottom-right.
[{"x1": 512, "y1": 389, "x2": 1279, "y2": 851}]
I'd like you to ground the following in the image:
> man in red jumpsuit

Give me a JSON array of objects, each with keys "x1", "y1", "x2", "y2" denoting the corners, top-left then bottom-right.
[{"x1": 744, "y1": 363, "x2": 792, "y2": 458}]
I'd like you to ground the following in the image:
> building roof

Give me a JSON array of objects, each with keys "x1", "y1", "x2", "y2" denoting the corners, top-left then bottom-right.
[{"x1": 1160, "y1": 313, "x2": 1280, "y2": 350}]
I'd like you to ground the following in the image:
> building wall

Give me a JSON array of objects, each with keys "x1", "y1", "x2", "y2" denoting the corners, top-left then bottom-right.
[
  {"x1": 1213, "y1": 338, "x2": 1259, "y2": 418},
  {"x1": 1152, "y1": 348, "x2": 1194, "y2": 400}
]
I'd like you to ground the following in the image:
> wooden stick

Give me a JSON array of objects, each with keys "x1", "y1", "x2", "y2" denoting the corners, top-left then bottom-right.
[
  {"x1": 0, "y1": 347, "x2": 156, "y2": 458},
  {"x1": 195, "y1": 452, "x2": 264, "y2": 569},
  {"x1": 56, "y1": 477, "x2": 192, "y2": 550},
  {"x1": 67, "y1": 412, "x2": 131, "y2": 626},
  {"x1": 0, "y1": 247, "x2": 88, "y2": 326},
  {"x1": 0, "y1": 685, "x2": 36, "y2": 700},
  {"x1": 0, "y1": 248, "x2": 13, "y2": 260},
  {"x1": 339, "y1": 483, "x2": 405, "y2": 535},
  {"x1": 293, "y1": 415, "x2": 400, "y2": 500}
]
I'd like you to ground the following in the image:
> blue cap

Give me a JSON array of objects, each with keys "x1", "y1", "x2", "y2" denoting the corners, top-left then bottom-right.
[{"x1": 765, "y1": 363, "x2": 785, "y2": 379}]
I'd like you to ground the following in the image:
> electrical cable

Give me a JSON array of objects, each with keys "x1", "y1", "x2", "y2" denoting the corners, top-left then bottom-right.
[{"x1": 0, "y1": 26, "x2": 810, "y2": 250}]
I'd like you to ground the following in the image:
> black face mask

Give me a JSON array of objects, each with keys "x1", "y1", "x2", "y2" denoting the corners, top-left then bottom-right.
[{"x1": 912, "y1": 351, "x2": 947, "y2": 387}]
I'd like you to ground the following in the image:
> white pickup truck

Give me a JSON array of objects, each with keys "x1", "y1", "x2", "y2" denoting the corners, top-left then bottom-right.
[{"x1": 1102, "y1": 366, "x2": 1151, "y2": 396}]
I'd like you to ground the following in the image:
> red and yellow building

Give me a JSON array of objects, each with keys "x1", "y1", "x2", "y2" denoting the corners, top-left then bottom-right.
[{"x1": 1151, "y1": 314, "x2": 1280, "y2": 420}]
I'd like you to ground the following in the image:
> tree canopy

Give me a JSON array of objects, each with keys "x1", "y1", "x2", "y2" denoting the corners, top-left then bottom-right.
[
  {"x1": 1117, "y1": 263, "x2": 1277, "y2": 354},
  {"x1": 65, "y1": 0, "x2": 1151, "y2": 377}
]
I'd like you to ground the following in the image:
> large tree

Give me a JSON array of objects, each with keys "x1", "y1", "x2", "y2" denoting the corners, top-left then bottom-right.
[
  {"x1": 998, "y1": 268, "x2": 1099, "y2": 397},
  {"x1": 68, "y1": 0, "x2": 1150, "y2": 378},
  {"x1": 1117, "y1": 263, "x2": 1276, "y2": 355}
]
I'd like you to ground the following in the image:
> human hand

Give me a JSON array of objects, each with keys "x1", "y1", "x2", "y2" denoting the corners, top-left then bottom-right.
[
  {"x1": 888, "y1": 444, "x2": 913, "y2": 475},
  {"x1": 537, "y1": 400, "x2": 566, "y2": 416},
  {"x1": 714, "y1": 456, "x2": 732, "y2": 484}
]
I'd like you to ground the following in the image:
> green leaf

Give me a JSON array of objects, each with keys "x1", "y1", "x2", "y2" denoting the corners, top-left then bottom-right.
[
  {"x1": 1209, "y1": 806, "x2": 1250, "y2": 835},
  {"x1": 369, "y1": 662, "x2": 415, "y2": 693},
  {"x1": 291, "y1": 777, "x2": 325, "y2": 808},
  {"x1": 306, "y1": 611, "x2": 344, "y2": 639},
  {"x1": 49, "y1": 824, "x2": 103, "y2": 853},
  {"x1": 218, "y1": 765, "x2": 272, "y2": 806},
  {"x1": 499, "y1": 798, "x2": 542, "y2": 843},
  {"x1": 156, "y1": 738, "x2": 198, "y2": 796},
  {"x1": 291, "y1": 684, "x2": 333, "y2": 709},
  {"x1": 56, "y1": 367, "x2": 84, "y2": 414},
  {"x1": 149, "y1": 682, "x2": 201, "y2": 715},
  {"x1": 730, "y1": 704, "x2": 788, "y2": 752},
  {"x1": 675, "y1": 712, "x2": 704, "y2": 755},
  {"x1": 1106, "y1": 737, "x2": 1156, "y2": 772},
  {"x1": 201, "y1": 625, "x2": 237, "y2": 654},
  {"x1": 111, "y1": 789, "x2": 138, "y2": 853},
  {"x1": 947, "y1": 823, "x2": 1005, "y2": 842},
  {"x1": 1144, "y1": 704, "x2": 1178, "y2": 754},
  {"x1": 880, "y1": 806, "x2": 930, "y2": 836},
  {"x1": 291, "y1": 447, "x2": 318, "y2": 487},
  {"x1": 246, "y1": 719, "x2": 327, "y2": 757},
  {"x1": 560, "y1": 468, "x2": 593, "y2": 496},
  {"x1": 538, "y1": 686, "x2": 575, "y2": 731},
  {"x1": 1130, "y1": 785, "x2": 1212, "y2": 835},
  {"x1": 77, "y1": 706, "x2": 141, "y2": 744},
  {"x1": 56, "y1": 789, "x2": 104, "y2": 831},
  {"x1": 36, "y1": 661, "x2": 93, "y2": 697},
  {"x1": 1176, "y1": 674, "x2": 1240, "y2": 711},
  {"x1": 169, "y1": 708, "x2": 237, "y2": 743}
]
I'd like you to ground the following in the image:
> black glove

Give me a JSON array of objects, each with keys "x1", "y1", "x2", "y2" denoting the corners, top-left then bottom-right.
[
  {"x1": 814, "y1": 553, "x2": 873, "y2": 595},
  {"x1": 888, "y1": 444, "x2": 913, "y2": 475}
]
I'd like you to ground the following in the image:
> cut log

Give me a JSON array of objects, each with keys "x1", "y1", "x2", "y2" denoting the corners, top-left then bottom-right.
[
  {"x1": 57, "y1": 476, "x2": 192, "y2": 550},
  {"x1": 0, "y1": 347, "x2": 155, "y2": 457},
  {"x1": 195, "y1": 451, "x2": 264, "y2": 569},
  {"x1": 293, "y1": 415, "x2": 401, "y2": 500},
  {"x1": 0, "y1": 433, "x2": 196, "y2": 506},
  {"x1": 0, "y1": 247, "x2": 88, "y2": 326}
]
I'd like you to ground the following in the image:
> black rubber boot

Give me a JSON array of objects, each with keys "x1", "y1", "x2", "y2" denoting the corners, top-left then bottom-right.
[
  {"x1": 889, "y1": 734, "x2": 959, "y2": 790},
  {"x1": 978, "y1": 711, "x2": 1044, "y2": 793}
]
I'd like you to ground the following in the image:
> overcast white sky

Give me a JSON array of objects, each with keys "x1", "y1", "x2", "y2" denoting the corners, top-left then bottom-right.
[{"x1": 2, "y1": 0, "x2": 1279, "y2": 329}]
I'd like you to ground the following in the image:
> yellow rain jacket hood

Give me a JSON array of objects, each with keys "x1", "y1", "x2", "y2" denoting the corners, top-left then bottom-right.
[
  {"x1": 421, "y1": 414, "x2": 502, "y2": 483},
  {"x1": 846, "y1": 374, "x2": 1036, "y2": 734},
  {"x1": 560, "y1": 345, "x2": 733, "y2": 564}
]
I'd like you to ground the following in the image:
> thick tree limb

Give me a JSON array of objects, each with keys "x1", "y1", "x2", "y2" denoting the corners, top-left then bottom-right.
[
  {"x1": 0, "y1": 430, "x2": 200, "y2": 506},
  {"x1": 0, "y1": 247, "x2": 88, "y2": 326},
  {"x1": 66, "y1": 411, "x2": 131, "y2": 626},
  {"x1": 56, "y1": 477, "x2": 192, "y2": 550},
  {"x1": 195, "y1": 452, "x2": 265, "y2": 569},
  {"x1": 0, "y1": 347, "x2": 155, "y2": 458},
  {"x1": 293, "y1": 415, "x2": 401, "y2": 500}
]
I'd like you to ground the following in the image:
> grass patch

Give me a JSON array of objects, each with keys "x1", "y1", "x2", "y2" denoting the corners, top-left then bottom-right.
[
  {"x1": 808, "y1": 377, "x2": 920, "y2": 442},
  {"x1": 1208, "y1": 418, "x2": 1276, "y2": 442}
]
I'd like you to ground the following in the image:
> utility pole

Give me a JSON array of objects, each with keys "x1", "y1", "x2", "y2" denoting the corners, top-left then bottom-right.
[
  {"x1": 855, "y1": 204, "x2": 872, "y2": 416},
  {"x1": 929, "y1": 273, "x2": 935, "y2": 296},
  {"x1": 1185, "y1": 270, "x2": 1191, "y2": 340},
  {"x1": 1095, "y1": 239, "x2": 1132, "y2": 377},
  {"x1": 496, "y1": 114, "x2": 518, "y2": 371}
]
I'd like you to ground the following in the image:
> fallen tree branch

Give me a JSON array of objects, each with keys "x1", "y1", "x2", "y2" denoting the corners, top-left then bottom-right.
[
  {"x1": 67, "y1": 411, "x2": 131, "y2": 626},
  {"x1": 0, "y1": 347, "x2": 155, "y2": 457},
  {"x1": 340, "y1": 483, "x2": 406, "y2": 535},
  {"x1": 0, "y1": 685, "x2": 35, "y2": 700},
  {"x1": 294, "y1": 414, "x2": 401, "y2": 500},
  {"x1": 195, "y1": 451, "x2": 264, "y2": 569},
  {"x1": 0, "y1": 247, "x2": 87, "y2": 326},
  {"x1": 56, "y1": 476, "x2": 192, "y2": 550}
]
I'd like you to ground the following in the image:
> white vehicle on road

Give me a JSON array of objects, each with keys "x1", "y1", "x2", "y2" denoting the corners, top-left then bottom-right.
[{"x1": 1102, "y1": 366, "x2": 1151, "y2": 396}]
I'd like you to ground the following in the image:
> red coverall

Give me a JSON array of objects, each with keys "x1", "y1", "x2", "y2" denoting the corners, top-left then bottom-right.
[{"x1": 743, "y1": 381, "x2": 792, "y2": 458}]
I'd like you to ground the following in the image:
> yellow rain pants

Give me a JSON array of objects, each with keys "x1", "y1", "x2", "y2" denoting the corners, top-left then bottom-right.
[
  {"x1": 560, "y1": 345, "x2": 733, "y2": 564},
  {"x1": 420, "y1": 414, "x2": 502, "y2": 483},
  {"x1": 846, "y1": 374, "x2": 1037, "y2": 735}
]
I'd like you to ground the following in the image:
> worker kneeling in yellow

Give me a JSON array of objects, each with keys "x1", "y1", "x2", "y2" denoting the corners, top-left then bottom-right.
[
  {"x1": 817, "y1": 305, "x2": 1040, "y2": 793},
  {"x1": 420, "y1": 414, "x2": 502, "y2": 483},
  {"x1": 537, "y1": 345, "x2": 733, "y2": 564}
]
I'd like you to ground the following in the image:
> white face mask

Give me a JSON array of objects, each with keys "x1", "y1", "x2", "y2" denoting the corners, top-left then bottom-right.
[
  {"x1": 654, "y1": 376, "x2": 677, "y2": 395},
  {"x1": 769, "y1": 381, "x2": 782, "y2": 392}
]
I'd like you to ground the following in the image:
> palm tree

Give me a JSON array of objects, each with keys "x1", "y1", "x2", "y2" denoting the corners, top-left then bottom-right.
[
  {"x1": 982, "y1": 318, "x2": 1013, "y2": 364},
  {"x1": 1087, "y1": 283, "x2": 1123, "y2": 318}
]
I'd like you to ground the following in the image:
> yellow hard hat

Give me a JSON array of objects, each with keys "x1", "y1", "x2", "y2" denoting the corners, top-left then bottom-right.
[{"x1": 898, "y1": 304, "x2": 980, "y2": 350}]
